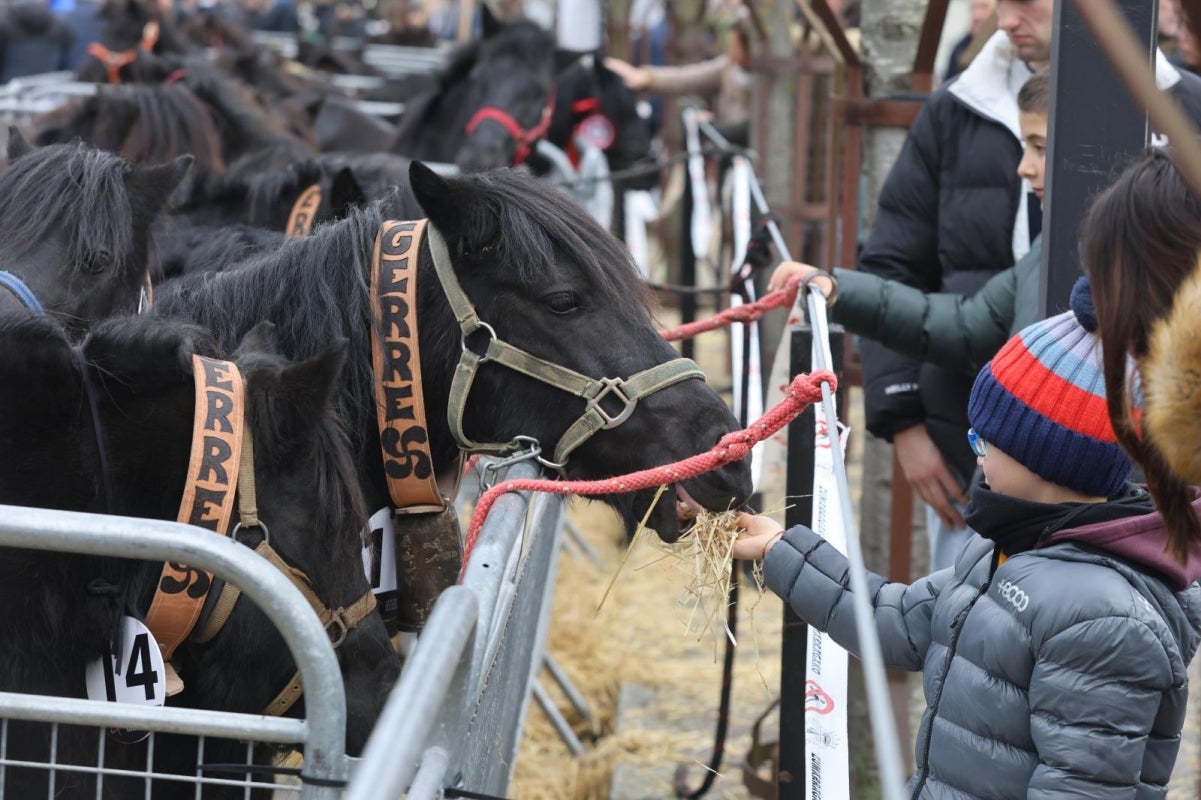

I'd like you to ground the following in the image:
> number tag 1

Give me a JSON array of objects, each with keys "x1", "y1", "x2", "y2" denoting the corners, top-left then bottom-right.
[{"x1": 86, "y1": 617, "x2": 167, "y2": 707}]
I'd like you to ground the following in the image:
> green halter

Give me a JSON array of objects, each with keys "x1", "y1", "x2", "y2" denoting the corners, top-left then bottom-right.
[{"x1": 426, "y1": 224, "x2": 706, "y2": 467}]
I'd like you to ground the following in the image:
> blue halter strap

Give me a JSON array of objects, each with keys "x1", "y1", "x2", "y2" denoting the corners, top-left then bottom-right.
[{"x1": 0, "y1": 271, "x2": 45, "y2": 316}]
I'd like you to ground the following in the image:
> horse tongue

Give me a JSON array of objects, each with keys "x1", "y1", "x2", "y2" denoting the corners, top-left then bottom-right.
[{"x1": 164, "y1": 663, "x2": 185, "y2": 697}]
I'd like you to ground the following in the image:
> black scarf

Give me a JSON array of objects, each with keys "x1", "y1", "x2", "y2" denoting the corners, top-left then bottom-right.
[{"x1": 963, "y1": 484, "x2": 1152, "y2": 559}]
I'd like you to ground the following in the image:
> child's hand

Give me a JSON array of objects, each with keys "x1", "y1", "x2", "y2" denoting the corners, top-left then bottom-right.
[
  {"x1": 731, "y1": 511, "x2": 786, "y2": 560},
  {"x1": 768, "y1": 260, "x2": 836, "y2": 297}
]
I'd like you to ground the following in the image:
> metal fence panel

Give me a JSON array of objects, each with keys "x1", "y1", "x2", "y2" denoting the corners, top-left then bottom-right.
[{"x1": 0, "y1": 506, "x2": 350, "y2": 800}]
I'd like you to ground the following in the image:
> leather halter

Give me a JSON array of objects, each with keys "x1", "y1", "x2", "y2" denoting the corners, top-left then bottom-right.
[
  {"x1": 421, "y1": 222, "x2": 706, "y2": 467},
  {"x1": 285, "y1": 185, "x2": 323, "y2": 237},
  {"x1": 369, "y1": 220, "x2": 445, "y2": 513},
  {"x1": 87, "y1": 21, "x2": 159, "y2": 84},
  {"x1": 464, "y1": 91, "x2": 556, "y2": 168},
  {"x1": 144, "y1": 355, "x2": 246, "y2": 661},
  {"x1": 0, "y1": 270, "x2": 45, "y2": 316},
  {"x1": 191, "y1": 428, "x2": 377, "y2": 717}
]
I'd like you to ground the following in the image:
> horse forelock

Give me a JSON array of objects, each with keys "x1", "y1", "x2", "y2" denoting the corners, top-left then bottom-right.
[
  {"x1": 468, "y1": 171, "x2": 651, "y2": 320},
  {"x1": 0, "y1": 143, "x2": 134, "y2": 271},
  {"x1": 122, "y1": 84, "x2": 226, "y2": 177}
]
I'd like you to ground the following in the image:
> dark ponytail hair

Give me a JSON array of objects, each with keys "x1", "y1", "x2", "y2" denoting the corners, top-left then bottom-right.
[{"x1": 1082, "y1": 148, "x2": 1201, "y2": 562}]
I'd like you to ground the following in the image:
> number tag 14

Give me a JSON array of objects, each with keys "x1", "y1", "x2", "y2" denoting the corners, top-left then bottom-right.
[{"x1": 86, "y1": 617, "x2": 167, "y2": 708}]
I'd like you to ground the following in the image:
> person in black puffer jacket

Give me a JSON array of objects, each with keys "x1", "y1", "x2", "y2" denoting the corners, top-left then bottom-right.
[
  {"x1": 859, "y1": 0, "x2": 1201, "y2": 574},
  {"x1": 0, "y1": 3, "x2": 74, "y2": 83},
  {"x1": 733, "y1": 286, "x2": 1201, "y2": 798}
]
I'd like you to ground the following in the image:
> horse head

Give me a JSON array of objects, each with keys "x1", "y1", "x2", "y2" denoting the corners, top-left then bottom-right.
[
  {"x1": 392, "y1": 10, "x2": 555, "y2": 172},
  {"x1": 544, "y1": 51, "x2": 657, "y2": 190},
  {"x1": 409, "y1": 162, "x2": 752, "y2": 540},
  {"x1": 76, "y1": 0, "x2": 190, "y2": 84},
  {"x1": 0, "y1": 131, "x2": 191, "y2": 336},
  {"x1": 0, "y1": 313, "x2": 396, "y2": 757},
  {"x1": 180, "y1": 323, "x2": 397, "y2": 754}
]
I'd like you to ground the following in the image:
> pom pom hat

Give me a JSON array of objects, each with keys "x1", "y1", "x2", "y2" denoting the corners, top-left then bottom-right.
[{"x1": 968, "y1": 288, "x2": 1132, "y2": 498}]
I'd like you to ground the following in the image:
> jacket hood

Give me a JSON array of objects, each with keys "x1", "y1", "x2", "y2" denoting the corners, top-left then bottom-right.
[
  {"x1": 1145, "y1": 258, "x2": 1201, "y2": 483},
  {"x1": 3, "y1": 3, "x2": 62, "y2": 36},
  {"x1": 1046, "y1": 487, "x2": 1201, "y2": 591},
  {"x1": 946, "y1": 31, "x2": 1031, "y2": 263}
]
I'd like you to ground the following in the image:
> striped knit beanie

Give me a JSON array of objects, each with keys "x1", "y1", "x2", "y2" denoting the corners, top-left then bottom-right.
[{"x1": 968, "y1": 291, "x2": 1131, "y2": 497}]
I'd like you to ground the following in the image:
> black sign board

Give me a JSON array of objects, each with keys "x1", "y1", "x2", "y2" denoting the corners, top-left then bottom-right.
[{"x1": 1040, "y1": 0, "x2": 1156, "y2": 316}]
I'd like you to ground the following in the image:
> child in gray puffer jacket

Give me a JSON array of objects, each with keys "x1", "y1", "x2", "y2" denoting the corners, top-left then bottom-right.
[{"x1": 733, "y1": 286, "x2": 1201, "y2": 799}]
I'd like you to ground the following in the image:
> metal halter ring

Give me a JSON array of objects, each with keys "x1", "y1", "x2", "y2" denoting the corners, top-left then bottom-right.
[
  {"x1": 461, "y1": 321, "x2": 498, "y2": 360},
  {"x1": 231, "y1": 520, "x2": 270, "y2": 546},
  {"x1": 586, "y1": 377, "x2": 637, "y2": 429}
]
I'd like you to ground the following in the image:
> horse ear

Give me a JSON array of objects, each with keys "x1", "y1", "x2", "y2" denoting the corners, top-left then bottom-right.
[
  {"x1": 329, "y1": 166, "x2": 365, "y2": 218},
  {"x1": 409, "y1": 160, "x2": 483, "y2": 239},
  {"x1": 274, "y1": 340, "x2": 349, "y2": 430},
  {"x1": 480, "y1": 3, "x2": 502, "y2": 39},
  {"x1": 124, "y1": 154, "x2": 193, "y2": 220},
  {"x1": 234, "y1": 321, "x2": 279, "y2": 359},
  {"x1": 7, "y1": 126, "x2": 33, "y2": 162}
]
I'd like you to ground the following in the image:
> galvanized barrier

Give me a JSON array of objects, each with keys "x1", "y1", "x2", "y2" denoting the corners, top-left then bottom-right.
[
  {"x1": 346, "y1": 461, "x2": 566, "y2": 800},
  {"x1": 0, "y1": 505, "x2": 350, "y2": 800}
]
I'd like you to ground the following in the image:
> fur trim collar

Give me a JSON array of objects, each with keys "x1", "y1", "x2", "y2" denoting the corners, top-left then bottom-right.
[{"x1": 1145, "y1": 259, "x2": 1201, "y2": 483}]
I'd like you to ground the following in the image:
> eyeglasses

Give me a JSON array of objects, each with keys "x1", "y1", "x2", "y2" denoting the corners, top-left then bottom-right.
[{"x1": 967, "y1": 428, "x2": 989, "y2": 458}]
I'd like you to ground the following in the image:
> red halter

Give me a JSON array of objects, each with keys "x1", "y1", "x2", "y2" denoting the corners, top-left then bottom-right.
[
  {"x1": 86, "y1": 21, "x2": 159, "y2": 85},
  {"x1": 464, "y1": 90, "x2": 556, "y2": 168}
]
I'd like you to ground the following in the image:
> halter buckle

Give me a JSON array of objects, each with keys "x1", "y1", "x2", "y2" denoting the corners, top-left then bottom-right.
[
  {"x1": 587, "y1": 378, "x2": 636, "y2": 429},
  {"x1": 325, "y1": 611, "x2": 349, "y2": 648}
]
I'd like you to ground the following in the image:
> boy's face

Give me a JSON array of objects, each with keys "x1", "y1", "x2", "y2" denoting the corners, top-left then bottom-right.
[
  {"x1": 1017, "y1": 110, "x2": 1048, "y2": 207},
  {"x1": 978, "y1": 443, "x2": 1049, "y2": 500},
  {"x1": 997, "y1": 0, "x2": 1054, "y2": 69}
]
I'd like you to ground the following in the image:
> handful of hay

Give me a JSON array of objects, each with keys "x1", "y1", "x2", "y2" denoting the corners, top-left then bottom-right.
[{"x1": 598, "y1": 486, "x2": 767, "y2": 659}]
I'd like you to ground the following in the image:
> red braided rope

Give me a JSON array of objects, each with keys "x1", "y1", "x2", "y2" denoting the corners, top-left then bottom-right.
[
  {"x1": 461, "y1": 369, "x2": 835, "y2": 571},
  {"x1": 658, "y1": 277, "x2": 801, "y2": 342}
]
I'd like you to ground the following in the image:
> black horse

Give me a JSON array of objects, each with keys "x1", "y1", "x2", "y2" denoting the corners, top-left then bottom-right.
[
  {"x1": 0, "y1": 131, "x2": 190, "y2": 336},
  {"x1": 538, "y1": 51, "x2": 657, "y2": 191},
  {"x1": 0, "y1": 312, "x2": 397, "y2": 798},
  {"x1": 75, "y1": 0, "x2": 193, "y2": 84},
  {"x1": 390, "y1": 10, "x2": 555, "y2": 172},
  {"x1": 155, "y1": 162, "x2": 751, "y2": 540}
]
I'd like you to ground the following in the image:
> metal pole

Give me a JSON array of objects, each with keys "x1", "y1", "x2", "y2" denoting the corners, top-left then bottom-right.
[
  {"x1": 697, "y1": 123, "x2": 908, "y2": 798},
  {"x1": 344, "y1": 587, "x2": 478, "y2": 800}
]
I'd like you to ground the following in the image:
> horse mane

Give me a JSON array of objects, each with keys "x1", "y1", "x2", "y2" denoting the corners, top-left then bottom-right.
[
  {"x1": 155, "y1": 205, "x2": 380, "y2": 435},
  {"x1": 194, "y1": 157, "x2": 326, "y2": 219},
  {"x1": 114, "y1": 84, "x2": 226, "y2": 177},
  {"x1": 180, "y1": 59, "x2": 311, "y2": 161},
  {"x1": 0, "y1": 142, "x2": 133, "y2": 268}
]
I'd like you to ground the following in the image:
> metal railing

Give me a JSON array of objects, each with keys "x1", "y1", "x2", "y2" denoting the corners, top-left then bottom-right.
[
  {"x1": 0, "y1": 505, "x2": 350, "y2": 799},
  {"x1": 346, "y1": 461, "x2": 566, "y2": 799}
]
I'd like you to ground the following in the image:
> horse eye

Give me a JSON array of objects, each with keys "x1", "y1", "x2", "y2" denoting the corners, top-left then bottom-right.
[
  {"x1": 82, "y1": 249, "x2": 113, "y2": 274},
  {"x1": 543, "y1": 291, "x2": 580, "y2": 315}
]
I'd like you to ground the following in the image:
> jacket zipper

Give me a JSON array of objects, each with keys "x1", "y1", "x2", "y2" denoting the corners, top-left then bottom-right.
[{"x1": 910, "y1": 579, "x2": 992, "y2": 800}]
